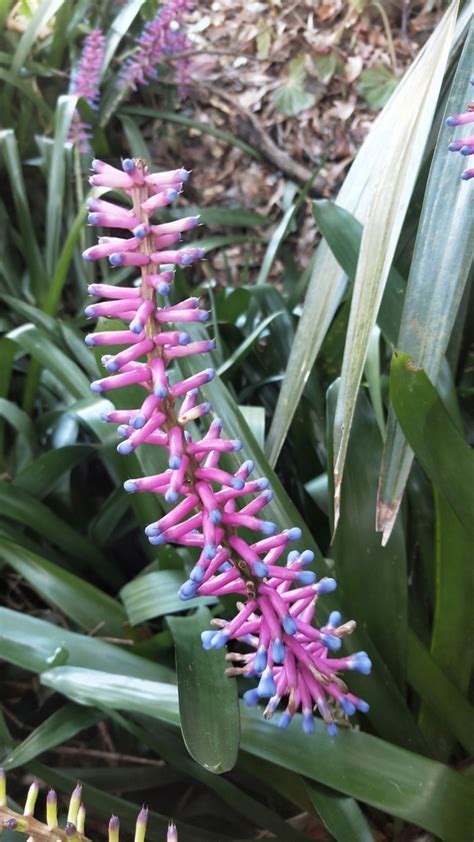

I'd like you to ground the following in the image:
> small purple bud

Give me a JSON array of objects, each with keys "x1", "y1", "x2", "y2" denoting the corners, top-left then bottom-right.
[
  {"x1": 326, "y1": 723, "x2": 338, "y2": 736},
  {"x1": 243, "y1": 688, "x2": 260, "y2": 706}
]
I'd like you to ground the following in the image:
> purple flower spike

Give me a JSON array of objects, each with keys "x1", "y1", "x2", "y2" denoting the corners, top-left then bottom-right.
[
  {"x1": 83, "y1": 157, "x2": 370, "y2": 735},
  {"x1": 446, "y1": 80, "x2": 474, "y2": 180},
  {"x1": 118, "y1": 0, "x2": 193, "y2": 96},
  {"x1": 68, "y1": 29, "x2": 105, "y2": 152}
]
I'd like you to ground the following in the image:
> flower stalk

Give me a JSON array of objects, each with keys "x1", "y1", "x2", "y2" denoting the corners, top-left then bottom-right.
[{"x1": 84, "y1": 157, "x2": 371, "y2": 734}]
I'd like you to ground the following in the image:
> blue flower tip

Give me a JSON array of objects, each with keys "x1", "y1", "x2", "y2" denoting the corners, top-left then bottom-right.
[
  {"x1": 157, "y1": 282, "x2": 170, "y2": 295},
  {"x1": 204, "y1": 543, "x2": 217, "y2": 560},
  {"x1": 165, "y1": 489, "x2": 179, "y2": 504},
  {"x1": 123, "y1": 480, "x2": 137, "y2": 493},
  {"x1": 84, "y1": 334, "x2": 96, "y2": 346},
  {"x1": 206, "y1": 368, "x2": 215, "y2": 381},
  {"x1": 199, "y1": 310, "x2": 209, "y2": 322},
  {"x1": 253, "y1": 561, "x2": 268, "y2": 578},
  {"x1": 105, "y1": 360, "x2": 119, "y2": 372},
  {"x1": 210, "y1": 509, "x2": 222, "y2": 525},
  {"x1": 302, "y1": 713, "x2": 315, "y2": 734},
  {"x1": 286, "y1": 527, "x2": 302, "y2": 542},
  {"x1": 279, "y1": 712, "x2": 291, "y2": 730},
  {"x1": 84, "y1": 306, "x2": 95, "y2": 317},
  {"x1": 272, "y1": 639, "x2": 285, "y2": 664},
  {"x1": 300, "y1": 549, "x2": 314, "y2": 565},
  {"x1": 190, "y1": 565, "x2": 205, "y2": 583},
  {"x1": 109, "y1": 253, "x2": 123, "y2": 266},
  {"x1": 340, "y1": 698, "x2": 356, "y2": 716},
  {"x1": 257, "y1": 670, "x2": 276, "y2": 699},
  {"x1": 169, "y1": 455, "x2": 182, "y2": 470},
  {"x1": 131, "y1": 414, "x2": 145, "y2": 429},
  {"x1": 296, "y1": 570, "x2": 316, "y2": 585},
  {"x1": 179, "y1": 579, "x2": 198, "y2": 600},
  {"x1": 87, "y1": 213, "x2": 99, "y2": 225},
  {"x1": 329, "y1": 611, "x2": 342, "y2": 627},
  {"x1": 122, "y1": 158, "x2": 135, "y2": 172},
  {"x1": 231, "y1": 477, "x2": 245, "y2": 490},
  {"x1": 326, "y1": 723, "x2": 338, "y2": 737},
  {"x1": 261, "y1": 520, "x2": 277, "y2": 536},
  {"x1": 154, "y1": 386, "x2": 168, "y2": 398},
  {"x1": 90, "y1": 381, "x2": 103, "y2": 393},
  {"x1": 282, "y1": 615, "x2": 297, "y2": 635},
  {"x1": 243, "y1": 689, "x2": 260, "y2": 707},
  {"x1": 258, "y1": 478, "x2": 269, "y2": 490},
  {"x1": 117, "y1": 441, "x2": 134, "y2": 455},
  {"x1": 357, "y1": 700, "x2": 370, "y2": 714},
  {"x1": 201, "y1": 630, "x2": 215, "y2": 649}
]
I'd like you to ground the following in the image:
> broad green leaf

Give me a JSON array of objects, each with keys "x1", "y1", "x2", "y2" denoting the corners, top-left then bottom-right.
[
  {"x1": 272, "y1": 56, "x2": 316, "y2": 115},
  {"x1": 3, "y1": 704, "x2": 101, "y2": 770},
  {"x1": 45, "y1": 95, "x2": 77, "y2": 278},
  {"x1": 377, "y1": 24, "x2": 474, "y2": 541},
  {"x1": 0, "y1": 482, "x2": 108, "y2": 569},
  {"x1": 0, "y1": 538, "x2": 126, "y2": 637},
  {"x1": 389, "y1": 352, "x2": 474, "y2": 538},
  {"x1": 0, "y1": 129, "x2": 45, "y2": 297},
  {"x1": 407, "y1": 629, "x2": 474, "y2": 757},
  {"x1": 44, "y1": 202, "x2": 89, "y2": 316},
  {"x1": 0, "y1": 398, "x2": 37, "y2": 458},
  {"x1": 168, "y1": 607, "x2": 240, "y2": 774},
  {"x1": 327, "y1": 384, "x2": 407, "y2": 689},
  {"x1": 7, "y1": 324, "x2": 90, "y2": 398},
  {"x1": 305, "y1": 782, "x2": 374, "y2": 842},
  {"x1": 418, "y1": 489, "x2": 473, "y2": 759},
  {"x1": 239, "y1": 406, "x2": 265, "y2": 449},
  {"x1": 10, "y1": 0, "x2": 64, "y2": 74},
  {"x1": 39, "y1": 667, "x2": 474, "y2": 839},
  {"x1": 265, "y1": 4, "x2": 458, "y2": 470},
  {"x1": 101, "y1": 0, "x2": 146, "y2": 76},
  {"x1": 13, "y1": 444, "x2": 94, "y2": 499},
  {"x1": 0, "y1": 607, "x2": 174, "y2": 682},
  {"x1": 120, "y1": 571, "x2": 217, "y2": 625},
  {"x1": 177, "y1": 334, "x2": 427, "y2": 752},
  {"x1": 332, "y1": 3, "x2": 457, "y2": 529}
]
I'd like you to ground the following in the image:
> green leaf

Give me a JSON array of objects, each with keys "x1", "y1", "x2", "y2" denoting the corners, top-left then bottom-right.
[
  {"x1": 0, "y1": 482, "x2": 109, "y2": 570},
  {"x1": 265, "y1": 4, "x2": 458, "y2": 470},
  {"x1": 101, "y1": 0, "x2": 146, "y2": 76},
  {"x1": 327, "y1": 383, "x2": 407, "y2": 690},
  {"x1": 272, "y1": 56, "x2": 316, "y2": 115},
  {"x1": 418, "y1": 488, "x2": 473, "y2": 759},
  {"x1": 13, "y1": 444, "x2": 94, "y2": 499},
  {"x1": 239, "y1": 406, "x2": 265, "y2": 449},
  {"x1": 389, "y1": 352, "x2": 474, "y2": 538},
  {"x1": 377, "y1": 24, "x2": 474, "y2": 541},
  {"x1": 0, "y1": 607, "x2": 174, "y2": 682},
  {"x1": 7, "y1": 324, "x2": 90, "y2": 398},
  {"x1": 3, "y1": 704, "x2": 101, "y2": 770},
  {"x1": 305, "y1": 782, "x2": 375, "y2": 842},
  {"x1": 216, "y1": 311, "x2": 286, "y2": 378},
  {"x1": 313, "y1": 50, "x2": 343, "y2": 84},
  {"x1": 332, "y1": 3, "x2": 457, "y2": 529},
  {"x1": 0, "y1": 538, "x2": 127, "y2": 637},
  {"x1": 45, "y1": 95, "x2": 77, "y2": 278},
  {"x1": 407, "y1": 629, "x2": 474, "y2": 757},
  {"x1": 10, "y1": 0, "x2": 65, "y2": 74},
  {"x1": 168, "y1": 607, "x2": 240, "y2": 774},
  {"x1": 122, "y1": 107, "x2": 263, "y2": 161},
  {"x1": 358, "y1": 64, "x2": 398, "y2": 110},
  {"x1": 38, "y1": 667, "x2": 474, "y2": 839},
  {"x1": 0, "y1": 129, "x2": 45, "y2": 298},
  {"x1": 120, "y1": 571, "x2": 217, "y2": 625}
]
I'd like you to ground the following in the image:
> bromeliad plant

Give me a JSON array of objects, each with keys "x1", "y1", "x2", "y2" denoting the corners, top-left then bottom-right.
[
  {"x1": 0, "y1": 769, "x2": 178, "y2": 841},
  {"x1": 83, "y1": 158, "x2": 371, "y2": 735}
]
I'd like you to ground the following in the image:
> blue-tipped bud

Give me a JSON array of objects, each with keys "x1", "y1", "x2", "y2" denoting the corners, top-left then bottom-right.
[
  {"x1": 180, "y1": 252, "x2": 194, "y2": 266},
  {"x1": 84, "y1": 305, "x2": 95, "y2": 317},
  {"x1": 179, "y1": 579, "x2": 199, "y2": 600},
  {"x1": 320, "y1": 633, "x2": 341, "y2": 651},
  {"x1": 133, "y1": 223, "x2": 148, "y2": 239},
  {"x1": 282, "y1": 615, "x2": 297, "y2": 635},
  {"x1": 201, "y1": 630, "x2": 216, "y2": 649},
  {"x1": 154, "y1": 384, "x2": 168, "y2": 398},
  {"x1": 446, "y1": 115, "x2": 457, "y2": 126},
  {"x1": 122, "y1": 158, "x2": 135, "y2": 172},
  {"x1": 242, "y1": 459, "x2": 254, "y2": 474},
  {"x1": 243, "y1": 688, "x2": 260, "y2": 707},
  {"x1": 85, "y1": 334, "x2": 96, "y2": 346},
  {"x1": 165, "y1": 488, "x2": 179, "y2": 504},
  {"x1": 105, "y1": 359, "x2": 119, "y2": 372},
  {"x1": 190, "y1": 564, "x2": 205, "y2": 583},
  {"x1": 328, "y1": 611, "x2": 342, "y2": 627},
  {"x1": 264, "y1": 489, "x2": 274, "y2": 503},
  {"x1": 131, "y1": 414, "x2": 145, "y2": 429},
  {"x1": 117, "y1": 441, "x2": 134, "y2": 455},
  {"x1": 209, "y1": 509, "x2": 222, "y2": 525},
  {"x1": 302, "y1": 712, "x2": 315, "y2": 734},
  {"x1": 253, "y1": 561, "x2": 268, "y2": 578},
  {"x1": 258, "y1": 477, "x2": 269, "y2": 490},
  {"x1": 286, "y1": 550, "x2": 299, "y2": 565},
  {"x1": 326, "y1": 723, "x2": 338, "y2": 736},
  {"x1": 169, "y1": 455, "x2": 182, "y2": 470},
  {"x1": 129, "y1": 319, "x2": 143, "y2": 334},
  {"x1": 109, "y1": 253, "x2": 123, "y2": 266},
  {"x1": 339, "y1": 698, "x2": 356, "y2": 716},
  {"x1": 205, "y1": 367, "x2": 215, "y2": 381},
  {"x1": 145, "y1": 523, "x2": 160, "y2": 537},
  {"x1": 90, "y1": 381, "x2": 103, "y2": 393},
  {"x1": 199, "y1": 310, "x2": 209, "y2": 321},
  {"x1": 231, "y1": 477, "x2": 245, "y2": 490},
  {"x1": 260, "y1": 520, "x2": 277, "y2": 536},
  {"x1": 299, "y1": 550, "x2": 315, "y2": 565},
  {"x1": 157, "y1": 282, "x2": 171, "y2": 295},
  {"x1": 123, "y1": 480, "x2": 138, "y2": 493},
  {"x1": 100, "y1": 412, "x2": 111, "y2": 422},
  {"x1": 253, "y1": 645, "x2": 267, "y2": 674},
  {"x1": 279, "y1": 711, "x2": 291, "y2": 729},
  {"x1": 316, "y1": 577, "x2": 337, "y2": 594},
  {"x1": 460, "y1": 144, "x2": 474, "y2": 156},
  {"x1": 178, "y1": 168, "x2": 190, "y2": 181},
  {"x1": 350, "y1": 652, "x2": 372, "y2": 674},
  {"x1": 257, "y1": 667, "x2": 276, "y2": 698},
  {"x1": 272, "y1": 638, "x2": 285, "y2": 664},
  {"x1": 87, "y1": 212, "x2": 100, "y2": 225},
  {"x1": 178, "y1": 332, "x2": 190, "y2": 345},
  {"x1": 166, "y1": 188, "x2": 178, "y2": 201},
  {"x1": 355, "y1": 699, "x2": 370, "y2": 713},
  {"x1": 210, "y1": 630, "x2": 229, "y2": 649},
  {"x1": 148, "y1": 533, "x2": 166, "y2": 545},
  {"x1": 117, "y1": 424, "x2": 129, "y2": 437},
  {"x1": 219, "y1": 561, "x2": 232, "y2": 572},
  {"x1": 204, "y1": 543, "x2": 216, "y2": 560},
  {"x1": 296, "y1": 570, "x2": 316, "y2": 585},
  {"x1": 285, "y1": 527, "x2": 302, "y2": 542}
]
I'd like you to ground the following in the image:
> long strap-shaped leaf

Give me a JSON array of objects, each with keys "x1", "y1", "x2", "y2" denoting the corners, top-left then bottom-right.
[
  {"x1": 331, "y1": 3, "x2": 458, "y2": 530},
  {"x1": 265, "y1": 3, "x2": 462, "y2": 472},
  {"x1": 376, "y1": 21, "x2": 474, "y2": 543}
]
